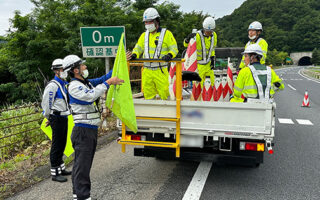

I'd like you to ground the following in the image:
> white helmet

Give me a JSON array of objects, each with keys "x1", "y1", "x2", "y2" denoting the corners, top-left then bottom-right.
[
  {"x1": 143, "y1": 8, "x2": 160, "y2": 22},
  {"x1": 203, "y1": 17, "x2": 216, "y2": 30},
  {"x1": 242, "y1": 44, "x2": 263, "y2": 56},
  {"x1": 62, "y1": 55, "x2": 85, "y2": 72},
  {"x1": 248, "y1": 21, "x2": 263, "y2": 31},
  {"x1": 51, "y1": 59, "x2": 63, "y2": 70}
]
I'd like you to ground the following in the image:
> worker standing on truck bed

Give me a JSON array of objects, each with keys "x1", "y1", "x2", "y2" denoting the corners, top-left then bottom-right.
[
  {"x1": 239, "y1": 21, "x2": 268, "y2": 69},
  {"x1": 183, "y1": 16, "x2": 217, "y2": 88},
  {"x1": 129, "y1": 7, "x2": 178, "y2": 100},
  {"x1": 230, "y1": 44, "x2": 284, "y2": 103}
]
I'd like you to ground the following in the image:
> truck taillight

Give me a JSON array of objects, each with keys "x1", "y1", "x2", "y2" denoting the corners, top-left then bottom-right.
[
  {"x1": 240, "y1": 142, "x2": 265, "y2": 152},
  {"x1": 131, "y1": 135, "x2": 141, "y2": 141}
]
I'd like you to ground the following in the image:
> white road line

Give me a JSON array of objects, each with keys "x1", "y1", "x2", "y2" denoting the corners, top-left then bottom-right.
[
  {"x1": 182, "y1": 161, "x2": 212, "y2": 200},
  {"x1": 296, "y1": 119, "x2": 313, "y2": 125},
  {"x1": 278, "y1": 118, "x2": 294, "y2": 124},
  {"x1": 287, "y1": 84, "x2": 297, "y2": 91}
]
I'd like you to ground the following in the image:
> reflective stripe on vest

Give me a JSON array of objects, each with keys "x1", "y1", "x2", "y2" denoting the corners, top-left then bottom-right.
[
  {"x1": 144, "y1": 28, "x2": 167, "y2": 68},
  {"x1": 197, "y1": 30, "x2": 215, "y2": 65},
  {"x1": 248, "y1": 65, "x2": 272, "y2": 101},
  {"x1": 246, "y1": 38, "x2": 262, "y2": 46}
]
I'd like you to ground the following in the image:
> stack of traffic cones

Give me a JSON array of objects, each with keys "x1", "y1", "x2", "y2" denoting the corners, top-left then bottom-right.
[{"x1": 302, "y1": 90, "x2": 310, "y2": 107}]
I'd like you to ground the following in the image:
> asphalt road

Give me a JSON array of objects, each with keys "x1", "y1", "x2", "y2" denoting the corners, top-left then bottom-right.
[{"x1": 8, "y1": 66, "x2": 320, "y2": 200}]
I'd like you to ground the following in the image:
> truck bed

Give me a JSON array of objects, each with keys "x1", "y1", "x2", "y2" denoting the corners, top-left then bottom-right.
[{"x1": 129, "y1": 99, "x2": 275, "y2": 141}]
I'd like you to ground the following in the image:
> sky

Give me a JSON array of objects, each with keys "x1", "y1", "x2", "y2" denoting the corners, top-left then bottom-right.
[
  {"x1": 162, "y1": 0, "x2": 246, "y2": 19},
  {"x1": 0, "y1": 0, "x2": 246, "y2": 36},
  {"x1": 0, "y1": 0, "x2": 34, "y2": 36}
]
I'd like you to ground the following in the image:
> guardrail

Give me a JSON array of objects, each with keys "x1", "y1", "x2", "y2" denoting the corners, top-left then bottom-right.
[
  {"x1": 303, "y1": 69, "x2": 320, "y2": 79},
  {"x1": 0, "y1": 103, "x2": 45, "y2": 161}
]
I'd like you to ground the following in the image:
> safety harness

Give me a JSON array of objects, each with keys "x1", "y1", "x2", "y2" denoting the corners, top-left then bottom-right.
[
  {"x1": 247, "y1": 65, "x2": 272, "y2": 102},
  {"x1": 49, "y1": 80, "x2": 70, "y2": 116},
  {"x1": 69, "y1": 79, "x2": 101, "y2": 121},
  {"x1": 144, "y1": 28, "x2": 167, "y2": 69},
  {"x1": 197, "y1": 30, "x2": 215, "y2": 65}
]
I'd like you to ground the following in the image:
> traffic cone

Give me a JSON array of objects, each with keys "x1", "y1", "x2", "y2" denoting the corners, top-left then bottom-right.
[
  {"x1": 201, "y1": 77, "x2": 213, "y2": 101},
  {"x1": 302, "y1": 90, "x2": 310, "y2": 107}
]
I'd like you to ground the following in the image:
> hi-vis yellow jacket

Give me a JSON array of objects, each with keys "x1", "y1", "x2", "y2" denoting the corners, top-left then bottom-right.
[
  {"x1": 183, "y1": 31, "x2": 217, "y2": 64},
  {"x1": 231, "y1": 63, "x2": 284, "y2": 102},
  {"x1": 132, "y1": 27, "x2": 178, "y2": 67},
  {"x1": 239, "y1": 38, "x2": 268, "y2": 69}
]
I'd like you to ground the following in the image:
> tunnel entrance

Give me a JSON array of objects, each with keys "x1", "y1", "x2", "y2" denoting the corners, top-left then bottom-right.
[{"x1": 298, "y1": 56, "x2": 312, "y2": 66}]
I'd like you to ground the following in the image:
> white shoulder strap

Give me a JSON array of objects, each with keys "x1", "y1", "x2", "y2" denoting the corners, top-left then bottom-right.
[
  {"x1": 144, "y1": 31, "x2": 150, "y2": 59},
  {"x1": 153, "y1": 28, "x2": 166, "y2": 59},
  {"x1": 50, "y1": 80, "x2": 70, "y2": 110}
]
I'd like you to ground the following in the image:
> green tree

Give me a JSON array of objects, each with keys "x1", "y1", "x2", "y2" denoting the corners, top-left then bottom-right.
[
  {"x1": 312, "y1": 48, "x2": 320, "y2": 65},
  {"x1": 266, "y1": 49, "x2": 288, "y2": 66}
]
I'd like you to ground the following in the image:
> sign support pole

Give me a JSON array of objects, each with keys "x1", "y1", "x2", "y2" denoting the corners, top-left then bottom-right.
[
  {"x1": 102, "y1": 57, "x2": 111, "y2": 130},
  {"x1": 105, "y1": 57, "x2": 110, "y2": 73}
]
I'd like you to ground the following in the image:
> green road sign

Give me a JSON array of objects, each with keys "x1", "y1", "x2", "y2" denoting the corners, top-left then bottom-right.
[{"x1": 80, "y1": 26, "x2": 125, "y2": 57}]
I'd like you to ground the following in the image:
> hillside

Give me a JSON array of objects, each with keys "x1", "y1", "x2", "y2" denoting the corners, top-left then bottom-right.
[{"x1": 216, "y1": 0, "x2": 320, "y2": 52}]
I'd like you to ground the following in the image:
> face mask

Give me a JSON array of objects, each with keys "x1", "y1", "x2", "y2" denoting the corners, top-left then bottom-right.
[
  {"x1": 60, "y1": 71, "x2": 68, "y2": 79},
  {"x1": 82, "y1": 69, "x2": 89, "y2": 79},
  {"x1": 145, "y1": 23, "x2": 156, "y2": 32},
  {"x1": 248, "y1": 34, "x2": 256, "y2": 40}
]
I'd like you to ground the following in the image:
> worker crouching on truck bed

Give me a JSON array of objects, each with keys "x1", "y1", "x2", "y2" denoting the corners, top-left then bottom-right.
[
  {"x1": 128, "y1": 7, "x2": 178, "y2": 100},
  {"x1": 230, "y1": 44, "x2": 284, "y2": 103}
]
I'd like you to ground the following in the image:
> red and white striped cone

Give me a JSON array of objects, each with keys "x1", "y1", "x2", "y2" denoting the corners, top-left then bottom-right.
[
  {"x1": 227, "y1": 66, "x2": 234, "y2": 95},
  {"x1": 216, "y1": 76, "x2": 223, "y2": 102},
  {"x1": 191, "y1": 82, "x2": 202, "y2": 101},
  {"x1": 233, "y1": 73, "x2": 237, "y2": 86},
  {"x1": 213, "y1": 76, "x2": 220, "y2": 101},
  {"x1": 302, "y1": 90, "x2": 310, "y2": 107},
  {"x1": 222, "y1": 76, "x2": 230, "y2": 102},
  {"x1": 201, "y1": 77, "x2": 213, "y2": 101}
]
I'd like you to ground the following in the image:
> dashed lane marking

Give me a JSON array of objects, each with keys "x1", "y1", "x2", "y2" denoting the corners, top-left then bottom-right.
[
  {"x1": 296, "y1": 119, "x2": 314, "y2": 125},
  {"x1": 278, "y1": 118, "x2": 294, "y2": 124},
  {"x1": 182, "y1": 161, "x2": 212, "y2": 200},
  {"x1": 278, "y1": 118, "x2": 314, "y2": 125},
  {"x1": 287, "y1": 84, "x2": 297, "y2": 91}
]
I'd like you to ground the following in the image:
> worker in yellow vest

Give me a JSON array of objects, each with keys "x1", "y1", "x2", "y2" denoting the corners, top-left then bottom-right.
[
  {"x1": 239, "y1": 21, "x2": 268, "y2": 69},
  {"x1": 231, "y1": 44, "x2": 284, "y2": 103},
  {"x1": 129, "y1": 7, "x2": 178, "y2": 100},
  {"x1": 184, "y1": 16, "x2": 217, "y2": 87}
]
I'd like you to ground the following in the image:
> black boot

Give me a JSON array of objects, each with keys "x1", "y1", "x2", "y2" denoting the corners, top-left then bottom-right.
[
  {"x1": 51, "y1": 167, "x2": 67, "y2": 182},
  {"x1": 60, "y1": 163, "x2": 72, "y2": 176}
]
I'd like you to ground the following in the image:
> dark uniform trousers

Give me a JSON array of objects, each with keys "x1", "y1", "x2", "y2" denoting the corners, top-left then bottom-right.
[
  {"x1": 71, "y1": 126, "x2": 98, "y2": 200},
  {"x1": 49, "y1": 114, "x2": 68, "y2": 168}
]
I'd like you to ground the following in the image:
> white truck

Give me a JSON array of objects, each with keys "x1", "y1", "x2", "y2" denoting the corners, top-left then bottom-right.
[{"x1": 118, "y1": 48, "x2": 275, "y2": 167}]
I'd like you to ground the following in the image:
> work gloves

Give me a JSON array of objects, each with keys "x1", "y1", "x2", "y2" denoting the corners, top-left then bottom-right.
[
  {"x1": 162, "y1": 53, "x2": 173, "y2": 62},
  {"x1": 131, "y1": 53, "x2": 137, "y2": 60},
  {"x1": 274, "y1": 82, "x2": 281, "y2": 88},
  {"x1": 185, "y1": 33, "x2": 197, "y2": 43}
]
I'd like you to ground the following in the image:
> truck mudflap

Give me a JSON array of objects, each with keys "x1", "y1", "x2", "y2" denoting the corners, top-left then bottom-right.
[{"x1": 134, "y1": 147, "x2": 264, "y2": 166}]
